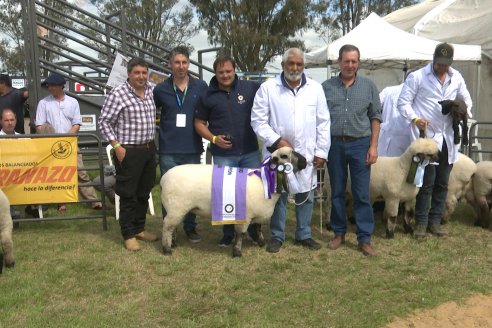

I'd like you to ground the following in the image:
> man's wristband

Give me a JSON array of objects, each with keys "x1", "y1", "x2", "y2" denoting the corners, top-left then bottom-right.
[
  {"x1": 412, "y1": 118, "x2": 420, "y2": 125},
  {"x1": 113, "y1": 143, "x2": 122, "y2": 149},
  {"x1": 212, "y1": 136, "x2": 217, "y2": 144}
]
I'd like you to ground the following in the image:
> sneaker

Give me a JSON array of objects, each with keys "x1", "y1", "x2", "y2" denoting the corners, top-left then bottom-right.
[
  {"x1": 428, "y1": 223, "x2": 448, "y2": 237},
  {"x1": 218, "y1": 235, "x2": 234, "y2": 247},
  {"x1": 294, "y1": 238, "x2": 322, "y2": 250},
  {"x1": 266, "y1": 239, "x2": 282, "y2": 253},
  {"x1": 414, "y1": 224, "x2": 427, "y2": 238},
  {"x1": 185, "y1": 229, "x2": 202, "y2": 243}
]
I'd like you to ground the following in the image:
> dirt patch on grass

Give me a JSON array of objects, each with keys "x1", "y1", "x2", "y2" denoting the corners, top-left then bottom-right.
[{"x1": 385, "y1": 294, "x2": 492, "y2": 328}]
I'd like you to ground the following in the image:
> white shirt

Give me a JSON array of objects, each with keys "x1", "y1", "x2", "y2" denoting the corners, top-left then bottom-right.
[
  {"x1": 251, "y1": 74, "x2": 331, "y2": 193},
  {"x1": 378, "y1": 84, "x2": 411, "y2": 156},
  {"x1": 0, "y1": 130, "x2": 19, "y2": 135},
  {"x1": 397, "y1": 63, "x2": 472, "y2": 164},
  {"x1": 35, "y1": 94, "x2": 82, "y2": 133}
]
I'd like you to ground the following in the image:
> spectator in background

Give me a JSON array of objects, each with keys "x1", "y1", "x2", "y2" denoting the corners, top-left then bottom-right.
[
  {"x1": 35, "y1": 73, "x2": 103, "y2": 212},
  {"x1": 0, "y1": 74, "x2": 28, "y2": 134},
  {"x1": 98, "y1": 58, "x2": 158, "y2": 251},
  {"x1": 194, "y1": 55, "x2": 262, "y2": 247},
  {"x1": 153, "y1": 46, "x2": 208, "y2": 244}
]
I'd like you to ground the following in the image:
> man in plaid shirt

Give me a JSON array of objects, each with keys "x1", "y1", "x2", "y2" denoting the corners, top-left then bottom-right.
[{"x1": 99, "y1": 57, "x2": 158, "y2": 251}]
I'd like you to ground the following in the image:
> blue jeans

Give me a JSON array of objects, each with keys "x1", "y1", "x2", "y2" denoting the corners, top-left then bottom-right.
[
  {"x1": 213, "y1": 150, "x2": 261, "y2": 239},
  {"x1": 328, "y1": 137, "x2": 374, "y2": 243},
  {"x1": 160, "y1": 153, "x2": 201, "y2": 233},
  {"x1": 415, "y1": 140, "x2": 453, "y2": 225},
  {"x1": 270, "y1": 190, "x2": 315, "y2": 243}
]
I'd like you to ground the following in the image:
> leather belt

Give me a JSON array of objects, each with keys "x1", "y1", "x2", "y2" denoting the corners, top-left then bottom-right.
[
  {"x1": 333, "y1": 136, "x2": 360, "y2": 142},
  {"x1": 122, "y1": 141, "x2": 155, "y2": 149}
]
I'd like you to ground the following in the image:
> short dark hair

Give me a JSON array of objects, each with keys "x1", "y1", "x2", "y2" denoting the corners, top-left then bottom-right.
[
  {"x1": 127, "y1": 57, "x2": 149, "y2": 74},
  {"x1": 338, "y1": 44, "x2": 360, "y2": 61},
  {"x1": 170, "y1": 46, "x2": 190, "y2": 60},
  {"x1": 0, "y1": 74, "x2": 12, "y2": 87},
  {"x1": 213, "y1": 55, "x2": 236, "y2": 72},
  {"x1": 1, "y1": 108, "x2": 16, "y2": 120}
]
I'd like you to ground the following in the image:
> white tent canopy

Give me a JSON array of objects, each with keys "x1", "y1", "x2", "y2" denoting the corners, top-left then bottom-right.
[
  {"x1": 305, "y1": 12, "x2": 481, "y2": 69},
  {"x1": 384, "y1": 0, "x2": 492, "y2": 60}
]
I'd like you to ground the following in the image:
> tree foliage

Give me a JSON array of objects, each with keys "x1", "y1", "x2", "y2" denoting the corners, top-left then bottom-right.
[
  {"x1": 190, "y1": 0, "x2": 312, "y2": 72},
  {"x1": 88, "y1": 0, "x2": 199, "y2": 56}
]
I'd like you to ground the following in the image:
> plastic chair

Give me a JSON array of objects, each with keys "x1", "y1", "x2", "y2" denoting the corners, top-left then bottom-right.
[
  {"x1": 201, "y1": 139, "x2": 211, "y2": 164},
  {"x1": 105, "y1": 144, "x2": 155, "y2": 220},
  {"x1": 468, "y1": 119, "x2": 483, "y2": 162}
]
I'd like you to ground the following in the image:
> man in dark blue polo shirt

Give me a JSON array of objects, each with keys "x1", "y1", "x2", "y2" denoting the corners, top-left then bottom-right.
[
  {"x1": 154, "y1": 46, "x2": 208, "y2": 243},
  {"x1": 0, "y1": 74, "x2": 28, "y2": 134},
  {"x1": 194, "y1": 55, "x2": 261, "y2": 247}
]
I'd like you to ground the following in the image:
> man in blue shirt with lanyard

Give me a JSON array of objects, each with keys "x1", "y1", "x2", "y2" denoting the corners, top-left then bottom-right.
[{"x1": 153, "y1": 46, "x2": 208, "y2": 243}]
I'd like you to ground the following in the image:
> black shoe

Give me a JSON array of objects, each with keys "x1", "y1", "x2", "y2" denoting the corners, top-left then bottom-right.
[
  {"x1": 294, "y1": 238, "x2": 321, "y2": 250},
  {"x1": 185, "y1": 229, "x2": 202, "y2": 243},
  {"x1": 218, "y1": 235, "x2": 234, "y2": 247},
  {"x1": 266, "y1": 239, "x2": 282, "y2": 253}
]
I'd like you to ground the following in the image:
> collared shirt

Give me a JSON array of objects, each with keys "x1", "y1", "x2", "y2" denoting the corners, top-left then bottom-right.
[
  {"x1": 153, "y1": 75, "x2": 208, "y2": 154},
  {"x1": 397, "y1": 63, "x2": 472, "y2": 164},
  {"x1": 195, "y1": 75, "x2": 259, "y2": 157},
  {"x1": 99, "y1": 81, "x2": 156, "y2": 145},
  {"x1": 35, "y1": 94, "x2": 82, "y2": 133},
  {"x1": 0, "y1": 130, "x2": 19, "y2": 135},
  {"x1": 322, "y1": 75, "x2": 382, "y2": 138},
  {"x1": 0, "y1": 88, "x2": 27, "y2": 134},
  {"x1": 251, "y1": 73, "x2": 331, "y2": 193}
]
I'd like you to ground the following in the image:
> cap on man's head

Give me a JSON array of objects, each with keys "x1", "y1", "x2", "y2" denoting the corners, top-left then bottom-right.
[
  {"x1": 434, "y1": 43, "x2": 454, "y2": 65},
  {"x1": 42, "y1": 73, "x2": 66, "y2": 86}
]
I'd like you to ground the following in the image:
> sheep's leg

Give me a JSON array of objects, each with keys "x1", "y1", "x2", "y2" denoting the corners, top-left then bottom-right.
[
  {"x1": 402, "y1": 202, "x2": 414, "y2": 234},
  {"x1": 386, "y1": 214, "x2": 397, "y2": 239},
  {"x1": 161, "y1": 217, "x2": 178, "y2": 256},
  {"x1": 385, "y1": 201, "x2": 400, "y2": 239},
  {"x1": 462, "y1": 117, "x2": 469, "y2": 146},
  {"x1": 0, "y1": 229, "x2": 14, "y2": 267},
  {"x1": 453, "y1": 122, "x2": 461, "y2": 144},
  {"x1": 476, "y1": 197, "x2": 490, "y2": 228},
  {"x1": 232, "y1": 224, "x2": 248, "y2": 257}
]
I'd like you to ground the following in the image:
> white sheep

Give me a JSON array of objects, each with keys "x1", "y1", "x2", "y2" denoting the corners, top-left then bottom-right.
[
  {"x1": 0, "y1": 189, "x2": 15, "y2": 271},
  {"x1": 160, "y1": 147, "x2": 307, "y2": 257},
  {"x1": 323, "y1": 138, "x2": 440, "y2": 238},
  {"x1": 465, "y1": 161, "x2": 492, "y2": 228},
  {"x1": 441, "y1": 153, "x2": 477, "y2": 223}
]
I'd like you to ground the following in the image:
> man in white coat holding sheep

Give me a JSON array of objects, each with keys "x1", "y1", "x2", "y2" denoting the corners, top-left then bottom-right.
[
  {"x1": 251, "y1": 48, "x2": 330, "y2": 253},
  {"x1": 397, "y1": 43, "x2": 472, "y2": 238}
]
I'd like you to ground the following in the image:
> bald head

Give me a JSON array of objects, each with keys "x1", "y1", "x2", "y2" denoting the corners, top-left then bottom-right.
[{"x1": 1, "y1": 108, "x2": 17, "y2": 135}]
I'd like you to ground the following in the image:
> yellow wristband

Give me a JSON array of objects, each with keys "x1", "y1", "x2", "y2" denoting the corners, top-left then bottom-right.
[
  {"x1": 412, "y1": 118, "x2": 420, "y2": 125},
  {"x1": 212, "y1": 136, "x2": 217, "y2": 144},
  {"x1": 113, "y1": 143, "x2": 121, "y2": 149}
]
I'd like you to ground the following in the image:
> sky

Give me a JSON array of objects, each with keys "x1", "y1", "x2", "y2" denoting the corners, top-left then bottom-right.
[{"x1": 73, "y1": 0, "x2": 331, "y2": 84}]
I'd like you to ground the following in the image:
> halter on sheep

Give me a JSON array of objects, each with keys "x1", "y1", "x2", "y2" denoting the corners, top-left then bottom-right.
[{"x1": 160, "y1": 147, "x2": 307, "y2": 257}]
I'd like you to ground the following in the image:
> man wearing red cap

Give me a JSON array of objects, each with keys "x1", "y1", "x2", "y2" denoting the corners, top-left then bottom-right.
[{"x1": 397, "y1": 43, "x2": 472, "y2": 238}]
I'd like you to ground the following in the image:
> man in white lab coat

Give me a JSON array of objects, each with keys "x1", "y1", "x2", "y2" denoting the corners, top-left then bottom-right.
[{"x1": 251, "y1": 48, "x2": 330, "y2": 253}]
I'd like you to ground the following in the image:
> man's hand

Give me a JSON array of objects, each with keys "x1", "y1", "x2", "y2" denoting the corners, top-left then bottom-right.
[
  {"x1": 277, "y1": 138, "x2": 292, "y2": 149},
  {"x1": 215, "y1": 135, "x2": 232, "y2": 149},
  {"x1": 366, "y1": 145, "x2": 378, "y2": 165},
  {"x1": 313, "y1": 156, "x2": 326, "y2": 169},
  {"x1": 114, "y1": 146, "x2": 126, "y2": 163}
]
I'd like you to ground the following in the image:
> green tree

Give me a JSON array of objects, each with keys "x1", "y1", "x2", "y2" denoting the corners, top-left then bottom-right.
[
  {"x1": 88, "y1": 0, "x2": 198, "y2": 56},
  {"x1": 190, "y1": 0, "x2": 312, "y2": 72}
]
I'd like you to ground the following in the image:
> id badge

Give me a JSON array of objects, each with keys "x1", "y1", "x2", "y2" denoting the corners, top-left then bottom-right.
[{"x1": 176, "y1": 114, "x2": 186, "y2": 127}]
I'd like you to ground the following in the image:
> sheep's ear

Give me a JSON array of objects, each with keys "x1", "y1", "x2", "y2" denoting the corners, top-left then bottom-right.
[{"x1": 292, "y1": 151, "x2": 307, "y2": 171}]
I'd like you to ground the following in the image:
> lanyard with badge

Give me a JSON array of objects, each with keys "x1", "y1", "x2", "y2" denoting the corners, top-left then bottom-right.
[{"x1": 174, "y1": 82, "x2": 188, "y2": 128}]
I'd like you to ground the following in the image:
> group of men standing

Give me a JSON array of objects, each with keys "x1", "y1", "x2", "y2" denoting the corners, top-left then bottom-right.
[{"x1": 2, "y1": 40, "x2": 469, "y2": 257}]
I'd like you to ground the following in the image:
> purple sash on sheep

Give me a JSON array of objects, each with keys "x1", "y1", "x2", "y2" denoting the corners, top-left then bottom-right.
[{"x1": 211, "y1": 165, "x2": 248, "y2": 225}]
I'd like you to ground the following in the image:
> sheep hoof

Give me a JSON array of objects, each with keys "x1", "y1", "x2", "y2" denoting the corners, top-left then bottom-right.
[
  {"x1": 256, "y1": 238, "x2": 266, "y2": 247},
  {"x1": 403, "y1": 224, "x2": 414, "y2": 234},
  {"x1": 5, "y1": 261, "x2": 15, "y2": 268},
  {"x1": 162, "y1": 247, "x2": 173, "y2": 256},
  {"x1": 385, "y1": 229, "x2": 394, "y2": 239},
  {"x1": 232, "y1": 249, "x2": 242, "y2": 258}
]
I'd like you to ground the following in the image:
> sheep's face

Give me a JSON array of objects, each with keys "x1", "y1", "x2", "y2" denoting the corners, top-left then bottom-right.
[
  {"x1": 408, "y1": 139, "x2": 440, "y2": 163},
  {"x1": 439, "y1": 99, "x2": 467, "y2": 119},
  {"x1": 271, "y1": 147, "x2": 307, "y2": 172}
]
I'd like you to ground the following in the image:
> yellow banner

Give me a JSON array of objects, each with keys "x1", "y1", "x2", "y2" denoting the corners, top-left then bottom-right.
[{"x1": 0, "y1": 137, "x2": 78, "y2": 205}]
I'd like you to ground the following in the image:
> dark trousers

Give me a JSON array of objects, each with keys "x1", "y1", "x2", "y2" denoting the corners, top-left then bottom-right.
[
  {"x1": 114, "y1": 147, "x2": 156, "y2": 240},
  {"x1": 415, "y1": 140, "x2": 453, "y2": 225}
]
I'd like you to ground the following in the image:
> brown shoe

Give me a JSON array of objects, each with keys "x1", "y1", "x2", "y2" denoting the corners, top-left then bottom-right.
[
  {"x1": 328, "y1": 235, "x2": 345, "y2": 250},
  {"x1": 358, "y1": 242, "x2": 377, "y2": 257},
  {"x1": 135, "y1": 231, "x2": 158, "y2": 242},
  {"x1": 124, "y1": 237, "x2": 141, "y2": 251}
]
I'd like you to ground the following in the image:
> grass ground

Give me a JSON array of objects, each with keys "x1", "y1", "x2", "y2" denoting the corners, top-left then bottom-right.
[{"x1": 1, "y1": 186, "x2": 491, "y2": 328}]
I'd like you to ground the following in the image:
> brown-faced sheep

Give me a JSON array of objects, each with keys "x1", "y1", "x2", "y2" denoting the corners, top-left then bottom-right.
[{"x1": 160, "y1": 147, "x2": 307, "y2": 257}]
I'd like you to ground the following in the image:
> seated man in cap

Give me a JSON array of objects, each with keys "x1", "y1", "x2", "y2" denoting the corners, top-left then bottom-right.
[
  {"x1": 397, "y1": 43, "x2": 472, "y2": 238},
  {"x1": 35, "y1": 73, "x2": 103, "y2": 211}
]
